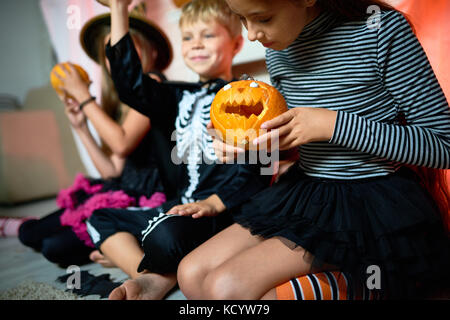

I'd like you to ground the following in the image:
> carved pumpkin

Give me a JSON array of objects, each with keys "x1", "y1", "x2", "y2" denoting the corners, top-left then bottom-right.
[
  {"x1": 50, "y1": 63, "x2": 90, "y2": 99},
  {"x1": 210, "y1": 80, "x2": 288, "y2": 149}
]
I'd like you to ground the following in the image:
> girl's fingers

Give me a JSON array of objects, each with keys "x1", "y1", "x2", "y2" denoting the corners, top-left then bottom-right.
[
  {"x1": 191, "y1": 212, "x2": 203, "y2": 219},
  {"x1": 52, "y1": 70, "x2": 65, "y2": 81},
  {"x1": 61, "y1": 62, "x2": 73, "y2": 75},
  {"x1": 212, "y1": 139, "x2": 245, "y2": 154},
  {"x1": 260, "y1": 110, "x2": 293, "y2": 130},
  {"x1": 166, "y1": 206, "x2": 180, "y2": 215},
  {"x1": 168, "y1": 204, "x2": 200, "y2": 216},
  {"x1": 253, "y1": 128, "x2": 285, "y2": 147}
]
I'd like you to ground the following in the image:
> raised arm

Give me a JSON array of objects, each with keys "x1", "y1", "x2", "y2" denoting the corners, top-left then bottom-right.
[
  {"x1": 97, "y1": 0, "x2": 178, "y2": 126},
  {"x1": 108, "y1": 0, "x2": 131, "y2": 46}
]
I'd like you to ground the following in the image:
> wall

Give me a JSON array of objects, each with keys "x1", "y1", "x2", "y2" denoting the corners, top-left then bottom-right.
[{"x1": 0, "y1": 0, "x2": 55, "y2": 105}]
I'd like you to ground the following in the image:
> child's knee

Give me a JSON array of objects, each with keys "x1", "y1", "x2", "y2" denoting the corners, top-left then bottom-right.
[
  {"x1": 17, "y1": 219, "x2": 39, "y2": 249},
  {"x1": 41, "y1": 238, "x2": 65, "y2": 264},
  {"x1": 203, "y1": 267, "x2": 243, "y2": 300},
  {"x1": 177, "y1": 254, "x2": 205, "y2": 296},
  {"x1": 140, "y1": 217, "x2": 201, "y2": 274},
  {"x1": 140, "y1": 223, "x2": 183, "y2": 274}
]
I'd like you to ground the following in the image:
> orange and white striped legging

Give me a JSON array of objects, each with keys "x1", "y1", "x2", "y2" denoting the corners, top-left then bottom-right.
[{"x1": 276, "y1": 271, "x2": 383, "y2": 300}]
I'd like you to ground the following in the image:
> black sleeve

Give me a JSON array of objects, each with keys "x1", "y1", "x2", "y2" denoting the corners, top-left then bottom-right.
[
  {"x1": 105, "y1": 33, "x2": 178, "y2": 126},
  {"x1": 215, "y1": 164, "x2": 272, "y2": 210}
]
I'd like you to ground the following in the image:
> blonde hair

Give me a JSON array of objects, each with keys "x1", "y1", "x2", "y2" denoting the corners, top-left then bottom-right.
[{"x1": 179, "y1": 0, "x2": 242, "y2": 38}]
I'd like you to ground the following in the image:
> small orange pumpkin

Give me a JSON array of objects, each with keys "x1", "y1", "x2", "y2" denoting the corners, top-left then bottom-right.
[
  {"x1": 50, "y1": 62, "x2": 90, "y2": 99},
  {"x1": 210, "y1": 80, "x2": 288, "y2": 149}
]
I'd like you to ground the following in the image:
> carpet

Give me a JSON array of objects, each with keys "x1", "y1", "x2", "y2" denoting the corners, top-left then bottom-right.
[{"x1": 0, "y1": 281, "x2": 82, "y2": 300}]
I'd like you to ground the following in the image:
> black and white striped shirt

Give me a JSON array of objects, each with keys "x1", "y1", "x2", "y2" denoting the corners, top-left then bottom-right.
[{"x1": 266, "y1": 10, "x2": 450, "y2": 179}]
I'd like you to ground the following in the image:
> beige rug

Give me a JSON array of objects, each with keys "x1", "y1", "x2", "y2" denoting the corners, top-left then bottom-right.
[{"x1": 0, "y1": 281, "x2": 83, "y2": 300}]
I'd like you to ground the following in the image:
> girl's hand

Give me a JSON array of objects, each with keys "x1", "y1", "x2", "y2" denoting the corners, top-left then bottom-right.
[
  {"x1": 207, "y1": 122, "x2": 245, "y2": 163},
  {"x1": 166, "y1": 195, "x2": 226, "y2": 219},
  {"x1": 52, "y1": 63, "x2": 92, "y2": 104},
  {"x1": 64, "y1": 103, "x2": 87, "y2": 130},
  {"x1": 253, "y1": 108, "x2": 337, "y2": 151}
]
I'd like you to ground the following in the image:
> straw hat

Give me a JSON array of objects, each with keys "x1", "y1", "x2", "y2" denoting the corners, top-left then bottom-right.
[
  {"x1": 173, "y1": 0, "x2": 191, "y2": 8},
  {"x1": 80, "y1": 2, "x2": 173, "y2": 70}
]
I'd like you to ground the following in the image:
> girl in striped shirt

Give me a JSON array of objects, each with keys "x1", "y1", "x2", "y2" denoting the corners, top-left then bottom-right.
[{"x1": 177, "y1": 0, "x2": 450, "y2": 299}]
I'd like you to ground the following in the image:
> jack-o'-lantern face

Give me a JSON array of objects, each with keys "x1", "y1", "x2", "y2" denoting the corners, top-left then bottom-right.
[{"x1": 210, "y1": 80, "x2": 288, "y2": 149}]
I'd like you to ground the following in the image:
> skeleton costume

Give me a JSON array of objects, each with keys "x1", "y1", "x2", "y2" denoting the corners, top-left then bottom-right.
[{"x1": 87, "y1": 33, "x2": 271, "y2": 274}]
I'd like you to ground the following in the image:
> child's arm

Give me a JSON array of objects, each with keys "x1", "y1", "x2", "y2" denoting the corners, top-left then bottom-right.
[
  {"x1": 166, "y1": 194, "x2": 226, "y2": 219},
  {"x1": 329, "y1": 12, "x2": 450, "y2": 169},
  {"x1": 109, "y1": 0, "x2": 131, "y2": 46},
  {"x1": 103, "y1": 0, "x2": 179, "y2": 125},
  {"x1": 64, "y1": 102, "x2": 125, "y2": 179},
  {"x1": 257, "y1": 12, "x2": 450, "y2": 169},
  {"x1": 53, "y1": 63, "x2": 150, "y2": 158}
]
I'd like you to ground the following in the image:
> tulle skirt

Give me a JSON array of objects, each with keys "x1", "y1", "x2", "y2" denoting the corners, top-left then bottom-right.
[{"x1": 233, "y1": 164, "x2": 450, "y2": 298}]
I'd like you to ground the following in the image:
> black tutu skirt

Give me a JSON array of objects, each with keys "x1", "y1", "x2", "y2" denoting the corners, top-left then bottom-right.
[{"x1": 233, "y1": 163, "x2": 450, "y2": 298}]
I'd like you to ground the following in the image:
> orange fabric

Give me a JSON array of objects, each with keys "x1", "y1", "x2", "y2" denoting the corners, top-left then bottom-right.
[
  {"x1": 313, "y1": 273, "x2": 333, "y2": 300},
  {"x1": 333, "y1": 272, "x2": 349, "y2": 300},
  {"x1": 275, "y1": 281, "x2": 297, "y2": 300},
  {"x1": 298, "y1": 276, "x2": 315, "y2": 300},
  {"x1": 276, "y1": 272, "x2": 352, "y2": 300},
  {"x1": 393, "y1": 0, "x2": 450, "y2": 199}
]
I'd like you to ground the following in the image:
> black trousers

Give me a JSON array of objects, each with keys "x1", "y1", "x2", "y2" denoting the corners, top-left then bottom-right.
[
  {"x1": 87, "y1": 205, "x2": 233, "y2": 274},
  {"x1": 18, "y1": 209, "x2": 94, "y2": 267}
]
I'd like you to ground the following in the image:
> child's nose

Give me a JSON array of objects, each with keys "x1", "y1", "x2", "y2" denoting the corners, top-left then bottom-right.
[
  {"x1": 247, "y1": 28, "x2": 258, "y2": 42},
  {"x1": 192, "y1": 37, "x2": 204, "y2": 49},
  {"x1": 247, "y1": 28, "x2": 263, "y2": 42}
]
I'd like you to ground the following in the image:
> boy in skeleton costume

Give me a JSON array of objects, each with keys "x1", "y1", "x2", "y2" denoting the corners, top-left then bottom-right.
[{"x1": 86, "y1": 0, "x2": 271, "y2": 300}]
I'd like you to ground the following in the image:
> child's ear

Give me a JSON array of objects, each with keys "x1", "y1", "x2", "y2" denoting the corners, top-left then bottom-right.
[{"x1": 233, "y1": 35, "x2": 244, "y2": 56}]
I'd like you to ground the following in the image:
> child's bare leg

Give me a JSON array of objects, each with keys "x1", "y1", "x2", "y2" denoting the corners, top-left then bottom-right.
[
  {"x1": 177, "y1": 223, "x2": 263, "y2": 299},
  {"x1": 200, "y1": 237, "x2": 333, "y2": 300},
  {"x1": 109, "y1": 272, "x2": 177, "y2": 300},
  {"x1": 89, "y1": 250, "x2": 116, "y2": 268},
  {"x1": 100, "y1": 232, "x2": 143, "y2": 279},
  {"x1": 100, "y1": 232, "x2": 178, "y2": 300},
  {"x1": 260, "y1": 288, "x2": 277, "y2": 300}
]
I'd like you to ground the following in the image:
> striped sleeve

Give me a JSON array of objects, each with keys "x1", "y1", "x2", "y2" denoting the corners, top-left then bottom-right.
[{"x1": 330, "y1": 11, "x2": 450, "y2": 169}]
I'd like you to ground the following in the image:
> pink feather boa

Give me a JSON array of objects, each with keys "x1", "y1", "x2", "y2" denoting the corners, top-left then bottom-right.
[
  {"x1": 60, "y1": 191, "x2": 136, "y2": 247},
  {"x1": 56, "y1": 174, "x2": 102, "y2": 210},
  {"x1": 58, "y1": 174, "x2": 166, "y2": 247}
]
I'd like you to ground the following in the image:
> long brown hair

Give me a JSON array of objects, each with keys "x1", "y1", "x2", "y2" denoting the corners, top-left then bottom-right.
[
  {"x1": 410, "y1": 167, "x2": 450, "y2": 233},
  {"x1": 316, "y1": 0, "x2": 449, "y2": 232},
  {"x1": 93, "y1": 26, "x2": 159, "y2": 155}
]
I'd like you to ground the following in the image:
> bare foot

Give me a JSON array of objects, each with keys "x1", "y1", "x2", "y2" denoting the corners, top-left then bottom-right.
[
  {"x1": 109, "y1": 272, "x2": 177, "y2": 300},
  {"x1": 89, "y1": 250, "x2": 116, "y2": 268}
]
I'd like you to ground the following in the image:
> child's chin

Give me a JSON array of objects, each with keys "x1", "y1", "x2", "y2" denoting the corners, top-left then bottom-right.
[{"x1": 266, "y1": 43, "x2": 288, "y2": 51}]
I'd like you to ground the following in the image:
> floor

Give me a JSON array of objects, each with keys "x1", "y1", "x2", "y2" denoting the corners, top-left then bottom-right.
[{"x1": 0, "y1": 198, "x2": 186, "y2": 300}]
